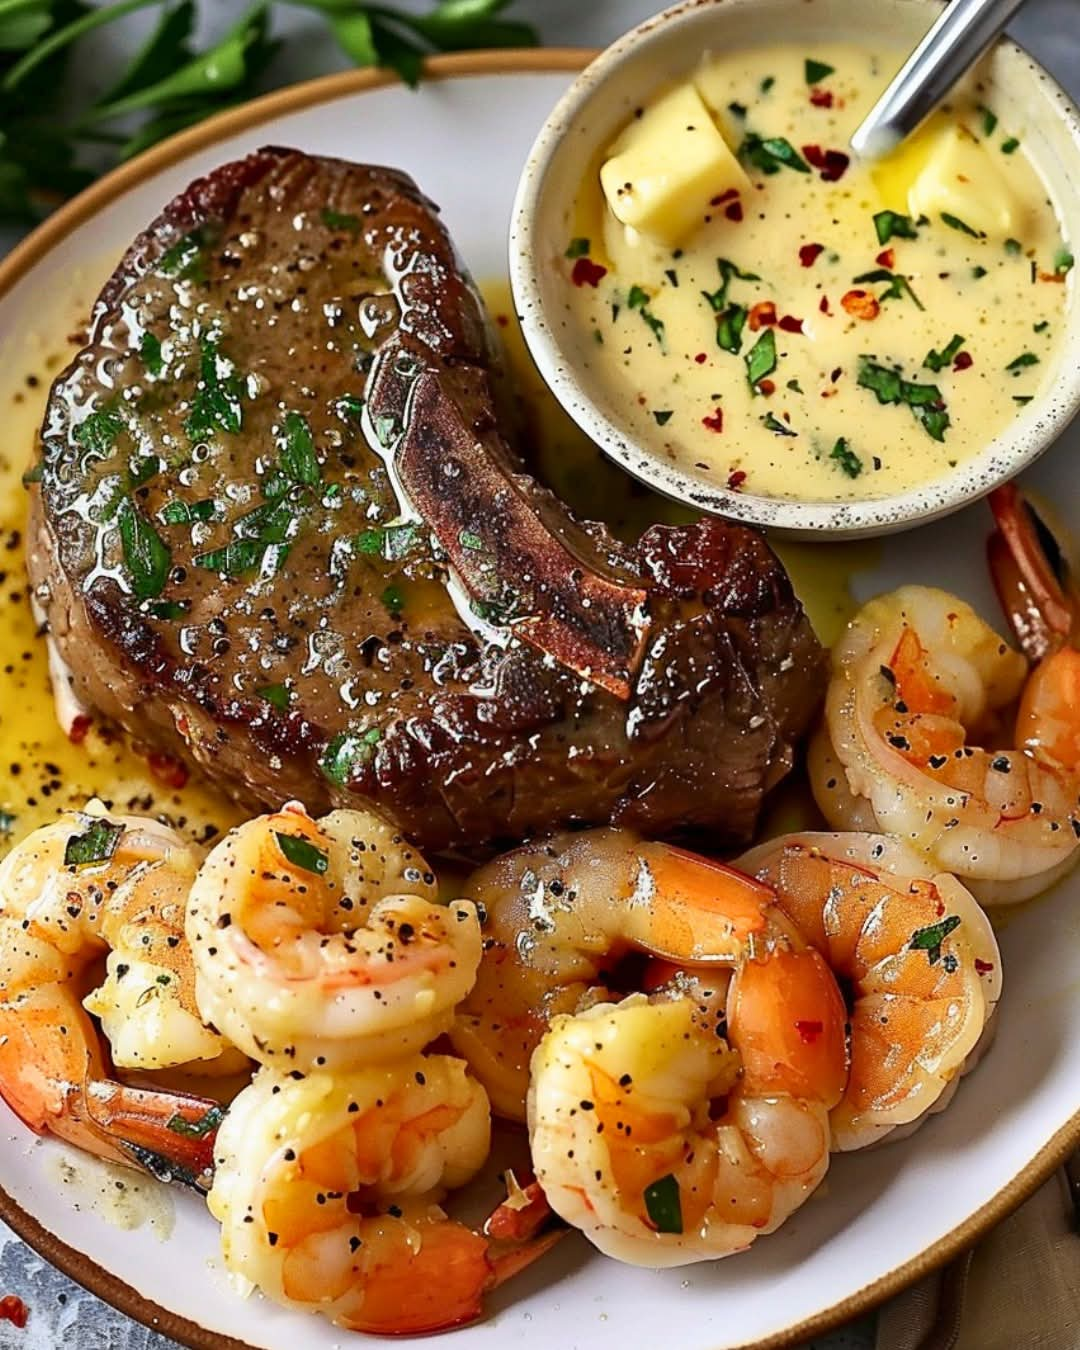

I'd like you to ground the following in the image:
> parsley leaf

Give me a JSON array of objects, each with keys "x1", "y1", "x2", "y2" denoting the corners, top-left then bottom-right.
[
  {"x1": 858, "y1": 358, "x2": 950, "y2": 442},
  {"x1": 805, "y1": 58, "x2": 834, "y2": 84},
  {"x1": 830, "y1": 437, "x2": 862, "y2": 477},
  {"x1": 117, "y1": 497, "x2": 171, "y2": 600},
  {"x1": 745, "y1": 328, "x2": 777, "y2": 389},
  {"x1": 923, "y1": 334, "x2": 966, "y2": 373},
  {"x1": 739, "y1": 132, "x2": 810, "y2": 175},
  {"x1": 853, "y1": 267, "x2": 924, "y2": 310},
  {"x1": 940, "y1": 212, "x2": 983, "y2": 238},
  {"x1": 873, "y1": 210, "x2": 918, "y2": 245}
]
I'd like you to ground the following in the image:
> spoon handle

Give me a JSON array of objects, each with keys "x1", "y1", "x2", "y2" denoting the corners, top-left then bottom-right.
[{"x1": 851, "y1": 0, "x2": 1029, "y2": 161}]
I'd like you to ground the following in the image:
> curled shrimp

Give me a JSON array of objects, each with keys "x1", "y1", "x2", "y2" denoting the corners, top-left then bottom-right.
[
  {"x1": 528, "y1": 912, "x2": 847, "y2": 1265},
  {"x1": 814, "y1": 584, "x2": 1080, "y2": 903},
  {"x1": 737, "y1": 832, "x2": 1001, "y2": 1150},
  {"x1": 451, "y1": 827, "x2": 832, "y2": 1121},
  {"x1": 187, "y1": 803, "x2": 482, "y2": 1071},
  {"x1": 209, "y1": 1058, "x2": 560, "y2": 1334},
  {"x1": 0, "y1": 805, "x2": 238, "y2": 1186}
]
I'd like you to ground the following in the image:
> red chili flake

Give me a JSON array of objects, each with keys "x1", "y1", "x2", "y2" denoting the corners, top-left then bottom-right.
[
  {"x1": 794, "y1": 1019, "x2": 824, "y2": 1043},
  {"x1": 148, "y1": 752, "x2": 189, "y2": 790},
  {"x1": 702, "y1": 409, "x2": 724, "y2": 433},
  {"x1": 876, "y1": 248, "x2": 895, "y2": 268},
  {"x1": 799, "y1": 243, "x2": 825, "y2": 267},
  {"x1": 810, "y1": 88, "x2": 834, "y2": 108},
  {"x1": 778, "y1": 314, "x2": 804, "y2": 334},
  {"x1": 841, "y1": 288, "x2": 880, "y2": 320},
  {"x1": 724, "y1": 199, "x2": 744, "y2": 223},
  {"x1": 495, "y1": 314, "x2": 510, "y2": 328},
  {"x1": 757, "y1": 378, "x2": 776, "y2": 396},
  {"x1": 953, "y1": 351, "x2": 974, "y2": 371},
  {"x1": 0, "y1": 1296, "x2": 28, "y2": 1329},
  {"x1": 727, "y1": 469, "x2": 747, "y2": 490},
  {"x1": 571, "y1": 257, "x2": 606, "y2": 288},
  {"x1": 802, "y1": 144, "x2": 850, "y2": 181},
  {"x1": 748, "y1": 300, "x2": 777, "y2": 330},
  {"x1": 68, "y1": 714, "x2": 92, "y2": 745},
  {"x1": 830, "y1": 367, "x2": 842, "y2": 383},
  {"x1": 710, "y1": 187, "x2": 740, "y2": 206},
  {"x1": 694, "y1": 351, "x2": 708, "y2": 364},
  {"x1": 974, "y1": 958, "x2": 995, "y2": 974}
]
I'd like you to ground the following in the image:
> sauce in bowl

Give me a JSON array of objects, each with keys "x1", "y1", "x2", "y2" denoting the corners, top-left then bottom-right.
[{"x1": 562, "y1": 44, "x2": 1070, "y2": 502}]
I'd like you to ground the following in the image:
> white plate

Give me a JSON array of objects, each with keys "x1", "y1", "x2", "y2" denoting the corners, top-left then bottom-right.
[{"x1": 0, "y1": 52, "x2": 1077, "y2": 1350}]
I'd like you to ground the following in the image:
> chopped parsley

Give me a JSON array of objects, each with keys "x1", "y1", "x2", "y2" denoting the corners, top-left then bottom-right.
[
  {"x1": 909, "y1": 914, "x2": 961, "y2": 964},
  {"x1": 1005, "y1": 237, "x2": 1023, "y2": 256},
  {"x1": 857, "y1": 358, "x2": 950, "y2": 442},
  {"x1": 117, "y1": 498, "x2": 171, "y2": 600},
  {"x1": 165, "y1": 1105, "x2": 224, "y2": 1140},
  {"x1": 830, "y1": 437, "x2": 862, "y2": 478},
  {"x1": 257, "y1": 684, "x2": 291, "y2": 712},
  {"x1": 1006, "y1": 351, "x2": 1039, "y2": 373},
  {"x1": 979, "y1": 105, "x2": 998, "y2": 136},
  {"x1": 321, "y1": 727, "x2": 382, "y2": 786},
  {"x1": 760, "y1": 75, "x2": 775, "y2": 94},
  {"x1": 64, "y1": 816, "x2": 124, "y2": 868},
  {"x1": 275, "y1": 832, "x2": 329, "y2": 875},
  {"x1": 941, "y1": 212, "x2": 983, "y2": 238},
  {"x1": 853, "y1": 267, "x2": 924, "y2": 309},
  {"x1": 381, "y1": 583, "x2": 406, "y2": 618},
  {"x1": 185, "y1": 339, "x2": 244, "y2": 441},
  {"x1": 627, "y1": 284, "x2": 665, "y2": 344},
  {"x1": 1054, "y1": 247, "x2": 1074, "y2": 275},
  {"x1": 739, "y1": 132, "x2": 810, "y2": 175},
  {"x1": 157, "y1": 229, "x2": 207, "y2": 283},
  {"x1": 157, "y1": 498, "x2": 215, "y2": 526},
  {"x1": 643, "y1": 1174, "x2": 683, "y2": 1234},
  {"x1": 873, "y1": 209, "x2": 918, "y2": 245},
  {"x1": 75, "y1": 405, "x2": 124, "y2": 460},
  {"x1": 194, "y1": 496, "x2": 296, "y2": 577},
  {"x1": 703, "y1": 257, "x2": 761, "y2": 313},
  {"x1": 139, "y1": 332, "x2": 164, "y2": 377},
  {"x1": 1000, "y1": 136, "x2": 1020, "y2": 154},
  {"x1": 805, "y1": 58, "x2": 834, "y2": 84},
  {"x1": 279, "y1": 412, "x2": 320, "y2": 487},
  {"x1": 320, "y1": 207, "x2": 361, "y2": 234},
  {"x1": 653, "y1": 410, "x2": 673, "y2": 426},
  {"x1": 762, "y1": 412, "x2": 796, "y2": 436},
  {"x1": 565, "y1": 237, "x2": 591, "y2": 259},
  {"x1": 715, "y1": 303, "x2": 747, "y2": 354},
  {"x1": 923, "y1": 334, "x2": 966, "y2": 373},
  {"x1": 354, "y1": 522, "x2": 423, "y2": 561},
  {"x1": 745, "y1": 328, "x2": 777, "y2": 389}
]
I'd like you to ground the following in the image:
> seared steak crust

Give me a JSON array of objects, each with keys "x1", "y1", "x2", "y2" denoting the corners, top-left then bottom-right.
[{"x1": 28, "y1": 148, "x2": 825, "y2": 853}]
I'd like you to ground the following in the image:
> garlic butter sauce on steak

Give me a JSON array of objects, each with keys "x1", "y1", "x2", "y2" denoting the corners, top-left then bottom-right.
[{"x1": 27, "y1": 148, "x2": 825, "y2": 854}]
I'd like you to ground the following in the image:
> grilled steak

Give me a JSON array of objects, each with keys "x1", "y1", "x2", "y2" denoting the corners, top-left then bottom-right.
[{"x1": 27, "y1": 148, "x2": 825, "y2": 854}]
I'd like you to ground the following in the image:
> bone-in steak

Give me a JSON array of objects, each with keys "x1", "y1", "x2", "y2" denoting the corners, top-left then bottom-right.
[{"x1": 27, "y1": 148, "x2": 825, "y2": 854}]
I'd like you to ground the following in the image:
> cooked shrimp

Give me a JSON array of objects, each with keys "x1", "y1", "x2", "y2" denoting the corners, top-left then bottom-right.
[
  {"x1": 528, "y1": 914, "x2": 848, "y2": 1266},
  {"x1": 209, "y1": 1058, "x2": 560, "y2": 1334},
  {"x1": 0, "y1": 804, "x2": 237, "y2": 1186},
  {"x1": 187, "y1": 802, "x2": 482, "y2": 1071},
  {"x1": 451, "y1": 827, "x2": 832, "y2": 1121},
  {"x1": 737, "y1": 831, "x2": 1001, "y2": 1150},
  {"x1": 815, "y1": 585, "x2": 1080, "y2": 903}
]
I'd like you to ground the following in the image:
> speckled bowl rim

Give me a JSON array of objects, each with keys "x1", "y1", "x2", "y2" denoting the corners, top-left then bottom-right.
[
  {"x1": 509, "y1": 0, "x2": 1080, "y2": 538},
  {"x1": 0, "y1": 48, "x2": 1077, "y2": 1350}
]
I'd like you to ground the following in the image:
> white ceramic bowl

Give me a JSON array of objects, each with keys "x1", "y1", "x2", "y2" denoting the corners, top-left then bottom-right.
[{"x1": 510, "y1": 0, "x2": 1080, "y2": 538}]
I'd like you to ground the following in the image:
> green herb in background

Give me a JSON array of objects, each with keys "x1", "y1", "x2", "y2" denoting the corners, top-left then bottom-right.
[{"x1": 0, "y1": 0, "x2": 538, "y2": 225}]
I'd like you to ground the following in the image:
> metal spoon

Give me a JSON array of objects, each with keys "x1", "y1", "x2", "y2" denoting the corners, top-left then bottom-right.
[{"x1": 851, "y1": 0, "x2": 1029, "y2": 161}]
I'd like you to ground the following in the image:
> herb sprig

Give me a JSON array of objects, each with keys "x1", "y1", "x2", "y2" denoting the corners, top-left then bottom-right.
[{"x1": 0, "y1": 0, "x2": 537, "y2": 226}]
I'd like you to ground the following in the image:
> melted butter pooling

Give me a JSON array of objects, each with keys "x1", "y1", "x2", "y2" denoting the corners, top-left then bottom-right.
[{"x1": 566, "y1": 44, "x2": 1070, "y2": 501}]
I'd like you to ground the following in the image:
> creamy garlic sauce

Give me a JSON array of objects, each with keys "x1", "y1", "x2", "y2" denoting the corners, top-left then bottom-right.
[
  {"x1": 44, "y1": 1149, "x2": 176, "y2": 1238},
  {"x1": 565, "y1": 44, "x2": 1070, "y2": 501}
]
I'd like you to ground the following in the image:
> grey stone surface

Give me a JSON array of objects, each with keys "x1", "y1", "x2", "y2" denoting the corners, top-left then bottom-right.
[{"x1": 1, "y1": 1, "x2": 1076, "y2": 1346}]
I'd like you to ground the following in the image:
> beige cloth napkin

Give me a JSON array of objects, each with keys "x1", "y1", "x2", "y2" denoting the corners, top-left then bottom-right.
[{"x1": 875, "y1": 1164, "x2": 1079, "y2": 1350}]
